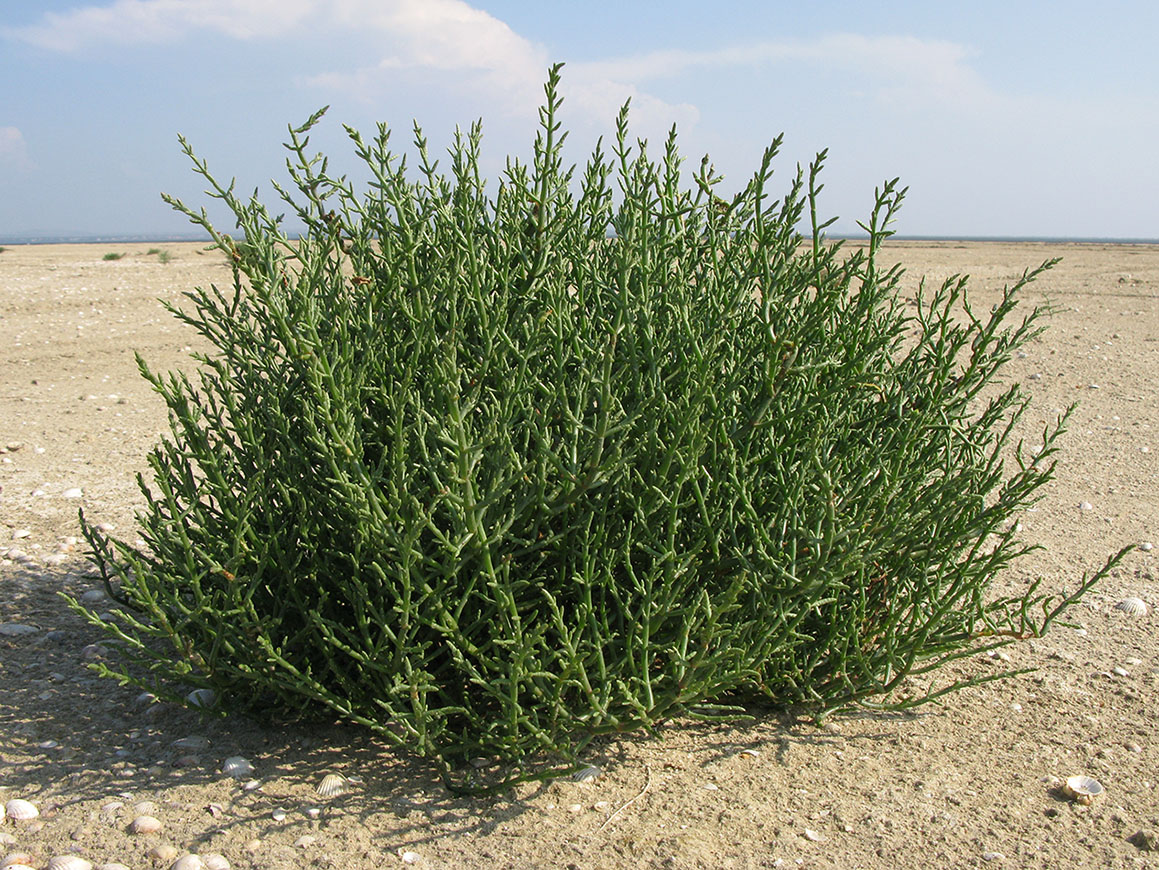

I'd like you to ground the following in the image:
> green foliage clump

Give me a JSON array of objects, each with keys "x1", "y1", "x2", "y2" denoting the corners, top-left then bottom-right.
[
  {"x1": 103, "y1": 251, "x2": 126, "y2": 261},
  {"x1": 76, "y1": 66, "x2": 1122, "y2": 788}
]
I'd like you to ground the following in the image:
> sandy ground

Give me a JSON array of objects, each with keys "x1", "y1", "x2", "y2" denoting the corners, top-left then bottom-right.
[{"x1": 0, "y1": 240, "x2": 1156, "y2": 870}]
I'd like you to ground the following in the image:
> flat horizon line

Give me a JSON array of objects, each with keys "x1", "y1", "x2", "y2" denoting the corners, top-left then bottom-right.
[{"x1": 2, "y1": 232, "x2": 1157, "y2": 247}]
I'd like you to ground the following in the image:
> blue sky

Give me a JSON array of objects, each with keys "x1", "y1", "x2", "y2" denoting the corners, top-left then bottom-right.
[{"x1": 2, "y1": 1, "x2": 1157, "y2": 240}]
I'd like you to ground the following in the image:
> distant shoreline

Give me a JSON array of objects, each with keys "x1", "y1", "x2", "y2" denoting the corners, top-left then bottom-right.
[{"x1": 2, "y1": 233, "x2": 1157, "y2": 247}]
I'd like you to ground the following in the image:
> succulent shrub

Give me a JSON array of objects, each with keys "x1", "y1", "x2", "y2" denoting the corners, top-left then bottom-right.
[{"x1": 75, "y1": 65, "x2": 1123, "y2": 789}]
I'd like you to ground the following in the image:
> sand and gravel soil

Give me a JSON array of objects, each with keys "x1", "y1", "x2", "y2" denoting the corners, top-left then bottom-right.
[{"x1": 1, "y1": 240, "x2": 1157, "y2": 869}]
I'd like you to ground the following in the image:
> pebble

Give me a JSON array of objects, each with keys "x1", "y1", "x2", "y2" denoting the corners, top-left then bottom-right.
[
  {"x1": 1141, "y1": 542, "x2": 1154, "y2": 552},
  {"x1": 293, "y1": 836, "x2": 316, "y2": 849},
  {"x1": 1079, "y1": 501, "x2": 1094, "y2": 511},
  {"x1": 982, "y1": 852, "x2": 1006, "y2": 862},
  {"x1": 201, "y1": 856, "x2": 230, "y2": 870},
  {"x1": 802, "y1": 828, "x2": 823, "y2": 842},
  {"x1": 0, "y1": 624, "x2": 39, "y2": 638},
  {"x1": 171, "y1": 856, "x2": 206, "y2": 870},
  {"x1": 400, "y1": 852, "x2": 421, "y2": 865},
  {"x1": 62, "y1": 488, "x2": 83, "y2": 499},
  {"x1": 1129, "y1": 830, "x2": 1158, "y2": 851},
  {"x1": 97, "y1": 864, "x2": 132, "y2": 870}
]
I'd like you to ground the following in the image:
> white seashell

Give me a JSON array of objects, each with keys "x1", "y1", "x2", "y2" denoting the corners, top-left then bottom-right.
[
  {"x1": 147, "y1": 844, "x2": 179, "y2": 863},
  {"x1": 172, "y1": 735, "x2": 209, "y2": 751},
  {"x1": 400, "y1": 852, "x2": 421, "y2": 865},
  {"x1": 570, "y1": 765, "x2": 602, "y2": 783},
  {"x1": 12, "y1": 530, "x2": 30, "y2": 540},
  {"x1": 1140, "y1": 542, "x2": 1154, "y2": 551},
  {"x1": 221, "y1": 756, "x2": 254, "y2": 779},
  {"x1": 4, "y1": 799, "x2": 39, "y2": 820},
  {"x1": 47, "y1": 857, "x2": 93, "y2": 870},
  {"x1": 1114, "y1": 597, "x2": 1150, "y2": 616},
  {"x1": 129, "y1": 815, "x2": 162, "y2": 834},
  {"x1": 1, "y1": 854, "x2": 34, "y2": 869},
  {"x1": 97, "y1": 864, "x2": 133, "y2": 870},
  {"x1": 305, "y1": 807, "x2": 321, "y2": 819},
  {"x1": 63, "y1": 488, "x2": 83, "y2": 499},
  {"x1": 1063, "y1": 774, "x2": 1104, "y2": 804},
  {"x1": 270, "y1": 808, "x2": 287, "y2": 822},
  {"x1": 201, "y1": 855, "x2": 230, "y2": 870},
  {"x1": 316, "y1": 773, "x2": 351, "y2": 797},
  {"x1": 186, "y1": 688, "x2": 217, "y2": 708},
  {"x1": 170, "y1": 856, "x2": 206, "y2": 870}
]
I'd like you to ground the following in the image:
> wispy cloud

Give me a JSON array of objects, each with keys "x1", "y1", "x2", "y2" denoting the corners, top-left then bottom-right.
[
  {"x1": 0, "y1": 126, "x2": 34, "y2": 171},
  {"x1": 4, "y1": 0, "x2": 317, "y2": 51},
  {"x1": 573, "y1": 34, "x2": 994, "y2": 115}
]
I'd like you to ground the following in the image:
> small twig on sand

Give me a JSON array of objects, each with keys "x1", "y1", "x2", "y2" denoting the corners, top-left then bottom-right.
[{"x1": 598, "y1": 764, "x2": 653, "y2": 833}]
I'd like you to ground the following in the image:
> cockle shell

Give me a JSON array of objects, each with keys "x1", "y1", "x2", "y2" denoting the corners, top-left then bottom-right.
[
  {"x1": 4, "y1": 800, "x2": 39, "y2": 821},
  {"x1": 221, "y1": 756, "x2": 254, "y2": 779},
  {"x1": 1063, "y1": 774, "x2": 1104, "y2": 804},
  {"x1": 316, "y1": 774, "x2": 351, "y2": 798},
  {"x1": 170, "y1": 856, "x2": 206, "y2": 870},
  {"x1": 129, "y1": 815, "x2": 163, "y2": 834},
  {"x1": 1114, "y1": 597, "x2": 1149, "y2": 616},
  {"x1": 201, "y1": 855, "x2": 230, "y2": 870},
  {"x1": 571, "y1": 765, "x2": 602, "y2": 782},
  {"x1": 46, "y1": 857, "x2": 93, "y2": 870},
  {"x1": 186, "y1": 688, "x2": 217, "y2": 708}
]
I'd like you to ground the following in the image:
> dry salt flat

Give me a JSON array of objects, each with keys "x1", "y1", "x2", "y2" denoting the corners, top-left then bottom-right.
[{"x1": 0, "y1": 240, "x2": 1157, "y2": 870}]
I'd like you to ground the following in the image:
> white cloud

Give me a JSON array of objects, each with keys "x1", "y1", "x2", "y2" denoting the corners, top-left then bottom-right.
[
  {"x1": 573, "y1": 34, "x2": 996, "y2": 116},
  {"x1": 5, "y1": 0, "x2": 696, "y2": 130},
  {"x1": 5, "y1": 0, "x2": 317, "y2": 51},
  {"x1": 0, "y1": 127, "x2": 34, "y2": 170}
]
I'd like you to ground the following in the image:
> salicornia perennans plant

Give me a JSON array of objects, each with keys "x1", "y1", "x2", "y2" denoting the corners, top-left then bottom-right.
[{"x1": 73, "y1": 65, "x2": 1125, "y2": 791}]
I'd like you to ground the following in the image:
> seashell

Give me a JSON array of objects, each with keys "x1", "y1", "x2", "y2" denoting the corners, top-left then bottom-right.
[
  {"x1": 270, "y1": 808, "x2": 287, "y2": 822},
  {"x1": 47, "y1": 857, "x2": 93, "y2": 870},
  {"x1": 97, "y1": 864, "x2": 133, "y2": 870},
  {"x1": 221, "y1": 756, "x2": 254, "y2": 779},
  {"x1": 1, "y1": 854, "x2": 35, "y2": 869},
  {"x1": 1140, "y1": 542, "x2": 1154, "y2": 552},
  {"x1": 316, "y1": 773, "x2": 351, "y2": 798},
  {"x1": 63, "y1": 488, "x2": 83, "y2": 499},
  {"x1": 201, "y1": 855, "x2": 230, "y2": 870},
  {"x1": 172, "y1": 735, "x2": 209, "y2": 751},
  {"x1": 1114, "y1": 597, "x2": 1149, "y2": 616},
  {"x1": 4, "y1": 799, "x2": 39, "y2": 821},
  {"x1": 292, "y1": 836, "x2": 315, "y2": 849},
  {"x1": 1063, "y1": 774, "x2": 1104, "y2": 804},
  {"x1": 570, "y1": 765, "x2": 602, "y2": 783},
  {"x1": 170, "y1": 856, "x2": 206, "y2": 870},
  {"x1": 129, "y1": 815, "x2": 162, "y2": 834},
  {"x1": 400, "y1": 852, "x2": 421, "y2": 865},
  {"x1": 305, "y1": 807, "x2": 321, "y2": 819},
  {"x1": 147, "y1": 844, "x2": 179, "y2": 863},
  {"x1": 186, "y1": 688, "x2": 217, "y2": 708}
]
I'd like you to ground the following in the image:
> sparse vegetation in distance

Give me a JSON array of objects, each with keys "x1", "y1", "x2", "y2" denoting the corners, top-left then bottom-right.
[
  {"x1": 102, "y1": 252, "x2": 125, "y2": 261},
  {"x1": 75, "y1": 64, "x2": 1126, "y2": 792},
  {"x1": 146, "y1": 247, "x2": 162, "y2": 255},
  {"x1": 157, "y1": 250, "x2": 172, "y2": 264}
]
